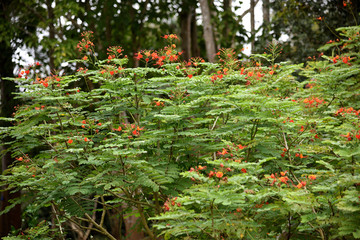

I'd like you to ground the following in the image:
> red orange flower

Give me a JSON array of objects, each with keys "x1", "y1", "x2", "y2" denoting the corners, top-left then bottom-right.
[
  {"x1": 198, "y1": 165, "x2": 206, "y2": 170},
  {"x1": 308, "y1": 175, "x2": 316, "y2": 180},
  {"x1": 300, "y1": 126, "x2": 304, "y2": 132},
  {"x1": 279, "y1": 176, "x2": 288, "y2": 183},
  {"x1": 135, "y1": 52, "x2": 143, "y2": 60},
  {"x1": 296, "y1": 181, "x2": 307, "y2": 188},
  {"x1": 216, "y1": 172, "x2": 224, "y2": 178}
]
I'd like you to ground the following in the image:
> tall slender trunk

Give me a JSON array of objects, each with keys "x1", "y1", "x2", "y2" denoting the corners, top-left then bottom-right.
[
  {"x1": 104, "y1": 0, "x2": 112, "y2": 45},
  {"x1": 262, "y1": 0, "x2": 270, "y2": 37},
  {"x1": 0, "y1": 77, "x2": 20, "y2": 236},
  {"x1": 222, "y1": 0, "x2": 232, "y2": 47},
  {"x1": 0, "y1": 3, "x2": 21, "y2": 236},
  {"x1": 250, "y1": 0, "x2": 256, "y2": 53},
  {"x1": 180, "y1": 4, "x2": 192, "y2": 60},
  {"x1": 263, "y1": 0, "x2": 270, "y2": 23},
  {"x1": 199, "y1": 0, "x2": 216, "y2": 62},
  {"x1": 191, "y1": 7, "x2": 200, "y2": 57}
]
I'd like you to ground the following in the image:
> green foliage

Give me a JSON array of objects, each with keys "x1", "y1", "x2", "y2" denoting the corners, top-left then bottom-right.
[{"x1": 2, "y1": 26, "x2": 360, "y2": 239}]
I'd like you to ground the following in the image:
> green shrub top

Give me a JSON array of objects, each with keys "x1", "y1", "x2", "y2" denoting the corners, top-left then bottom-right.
[{"x1": 1, "y1": 27, "x2": 360, "y2": 239}]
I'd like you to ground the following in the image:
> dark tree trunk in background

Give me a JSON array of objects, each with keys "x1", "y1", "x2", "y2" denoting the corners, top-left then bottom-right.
[
  {"x1": 191, "y1": 7, "x2": 201, "y2": 58},
  {"x1": 180, "y1": 4, "x2": 192, "y2": 60},
  {"x1": 0, "y1": 77, "x2": 20, "y2": 237},
  {"x1": 250, "y1": 0, "x2": 256, "y2": 53},
  {"x1": 263, "y1": 0, "x2": 270, "y2": 23},
  {"x1": 124, "y1": 207, "x2": 144, "y2": 240},
  {"x1": 262, "y1": 0, "x2": 270, "y2": 37},
  {"x1": 180, "y1": 1, "x2": 200, "y2": 60},
  {"x1": 223, "y1": 0, "x2": 232, "y2": 47},
  {"x1": 0, "y1": 2, "x2": 21, "y2": 236},
  {"x1": 199, "y1": 0, "x2": 216, "y2": 62},
  {"x1": 108, "y1": 207, "x2": 123, "y2": 240}
]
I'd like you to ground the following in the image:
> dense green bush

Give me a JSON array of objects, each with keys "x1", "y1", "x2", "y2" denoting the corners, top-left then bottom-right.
[{"x1": 1, "y1": 27, "x2": 360, "y2": 239}]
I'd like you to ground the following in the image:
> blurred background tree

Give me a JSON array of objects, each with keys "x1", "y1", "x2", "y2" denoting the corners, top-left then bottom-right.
[{"x1": 255, "y1": 0, "x2": 360, "y2": 63}]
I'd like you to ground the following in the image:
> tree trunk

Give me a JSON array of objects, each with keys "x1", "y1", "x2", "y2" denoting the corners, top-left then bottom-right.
[
  {"x1": 250, "y1": 0, "x2": 256, "y2": 53},
  {"x1": 108, "y1": 206, "x2": 124, "y2": 240},
  {"x1": 199, "y1": 0, "x2": 216, "y2": 62},
  {"x1": 262, "y1": 0, "x2": 270, "y2": 37},
  {"x1": 124, "y1": 207, "x2": 144, "y2": 240},
  {"x1": 222, "y1": 0, "x2": 232, "y2": 47},
  {"x1": 0, "y1": 3, "x2": 21, "y2": 236},
  {"x1": 263, "y1": 0, "x2": 270, "y2": 23},
  {"x1": 191, "y1": 7, "x2": 201, "y2": 57},
  {"x1": 180, "y1": 4, "x2": 192, "y2": 60}
]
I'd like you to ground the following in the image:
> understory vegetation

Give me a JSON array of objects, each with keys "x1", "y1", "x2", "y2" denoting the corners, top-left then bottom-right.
[{"x1": 1, "y1": 26, "x2": 360, "y2": 239}]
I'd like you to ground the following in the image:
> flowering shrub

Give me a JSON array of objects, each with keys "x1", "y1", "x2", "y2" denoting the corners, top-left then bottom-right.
[{"x1": 1, "y1": 26, "x2": 360, "y2": 239}]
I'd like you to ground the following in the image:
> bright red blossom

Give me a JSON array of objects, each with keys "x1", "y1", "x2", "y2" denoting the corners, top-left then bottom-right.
[
  {"x1": 216, "y1": 172, "x2": 224, "y2": 178},
  {"x1": 135, "y1": 52, "x2": 143, "y2": 60},
  {"x1": 308, "y1": 175, "x2": 316, "y2": 180}
]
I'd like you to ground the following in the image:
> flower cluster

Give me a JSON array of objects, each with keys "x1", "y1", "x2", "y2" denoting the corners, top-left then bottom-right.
[
  {"x1": 135, "y1": 34, "x2": 182, "y2": 67},
  {"x1": 335, "y1": 107, "x2": 360, "y2": 116},
  {"x1": 210, "y1": 69, "x2": 226, "y2": 83},
  {"x1": 162, "y1": 34, "x2": 178, "y2": 40},
  {"x1": 175, "y1": 57, "x2": 205, "y2": 79},
  {"x1": 154, "y1": 101, "x2": 164, "y2": 107},
  {"x1": 216, "y1": 48, "x2": 240, "y2": 71},
  {"x1": 163, "y1": 197, "x2": 181, "y2": 212},
  {"x1": 240, "y1": 64, "x2": 279, "y2": 86},
  {"x1": 302, "y1": 97, "x2": 326, "y2": 108},
  {"x1": 330, "y1": 55, "x2": 352, "y2": 65},
  {"x1": 341, "y1": 131, "x2": 360, "y2": 141},
  {"x1": 267, "y1": 171, "x2": 317, "y2": 189},
  {"x1": 17, "y1": 62, "x2": 41, "y2": 79},
  {"x1": 112, "y1": 122, "x2": 144, "y2": 139},
  {"x1": 107, "y1": 46, "x2": 124, "y2": 60},
  {"x1": 77, "y1": 31, "x2": 95, "y2": 54}
]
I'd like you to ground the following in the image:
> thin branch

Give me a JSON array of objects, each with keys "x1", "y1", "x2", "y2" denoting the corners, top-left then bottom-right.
[
  {"x1": 211, "y1": 116, "x2": 219, "y2": 130},
  {"x1": 51, "y1": 202, "x2": 66, "y2": 240},
  {"x1": 85, "y1": 213, "x2": 117, "y2": 240},
  {"x1": 287, "y1": 213, "x2": 292, "y2": 240},
  {"x1": 238, "y1": 0, "x2": 259, "y2": 20},
  {"x1": 100, "y1": 196, "x2": 106, "y2": 227},
  {"x1": 136, "y1": 203, "x2": 156, "y2": 240},
  {"x1": 107, "y1": 190, "x2": 155, "y2": 208}
]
